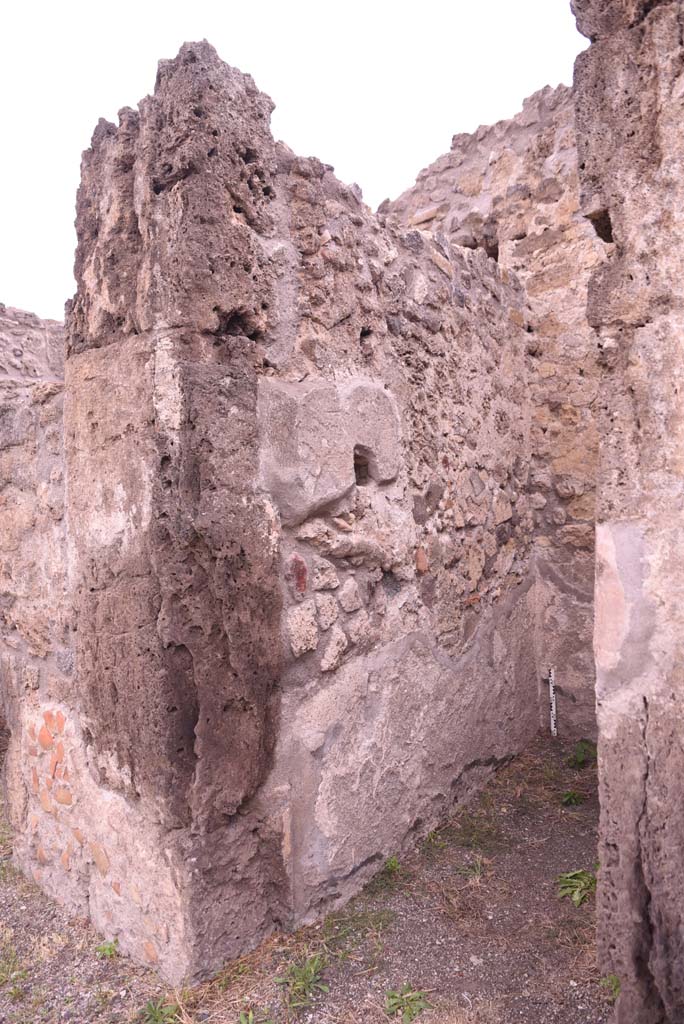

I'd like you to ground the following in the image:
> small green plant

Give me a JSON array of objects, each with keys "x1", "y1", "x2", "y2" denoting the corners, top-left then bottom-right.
[
  {"x1": 558, "y1": 868, "x2": 597, "y2": 907},
  {"x1": 95, "y1": 937, "x2": 119, "y2": 959},
  {"x1": 600, "y1": 974, "x2": 621, "y2": 1003},
  {"x1": 276, "y1": 952, "x2": 329, "y2": 1011},
  {"x1": 456, "y1": 855, "x2": 486, "y2": 881},
  {"x1": 238, "y1": 1010, "x2": 273, "y2": 1024},
  {"x1": 8, "y1": 982, "x2": 25, "y2": 1001},
  {"x1": 384, "y1": 855, "x2": 400, "y2": 876},
  {"x1": 217, "y1": 959, "x2": 252, "y2": 991},
  {"x1": 561, "y1": 790, "x2": 585, "y2": 806},
  {"x1": 367, "y1": 855, "x2": 407, "y2": 894},
  {"x1": 422, "y1": 830, "x2": 447, "y2": 853},
  {"x1": 569, "y1": 739, "x2": 597, "y2": 770},
  {"x1": 385, "y1": 984, "x2": 432, "y2": 1022},
  {"x1": 138, "y1": 999, "x2": 180, "y2": 1024}
]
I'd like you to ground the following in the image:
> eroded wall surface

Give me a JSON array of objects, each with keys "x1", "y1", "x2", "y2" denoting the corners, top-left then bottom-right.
[
  {"x1": 387, "y1": 87, "x2": 606, "y2": 739},
  {"x1": 0, "y1": 307, "x2": 72, "y2": 900},
  {"x1": 1, "y1": 307, "x2": 195, "y2": 975},
  {"x1": 0, "y1": 305, "x2": 67, "y2": 759},
  {"x1": 1, "y1": 43, "x2": 543, "y2": 981},
  {"x1": 574, "y1": 1, "x2": 684, "y2": 1020}
]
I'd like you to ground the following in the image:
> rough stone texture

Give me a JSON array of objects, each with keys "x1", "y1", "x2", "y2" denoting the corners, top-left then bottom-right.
[
  {"x1": 1, "y1": 42, "x2": 584, "y2": 983},
  {"x1": 571, "y1": 0, "x2": 673, "y2": 39},
  {"x1": 574, "y1": 2, "x2": 684, "y2": 1021},
  {"x1": 386, "y1": 87, "x2": 606, "y2": 739},
  {"x1": 0, "y1": 307, "x2": 196, "y2": 975},
  {"x1": 0, "y1": 304, "x2": 68, "y2": 818},
  {"x1": 62, "y1": 46, "x2": 291, "y2": 980}
]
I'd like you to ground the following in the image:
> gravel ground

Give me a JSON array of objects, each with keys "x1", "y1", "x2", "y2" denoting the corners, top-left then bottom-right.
[{"x1": 0, "y1": 735, "x2": 613, "y2": 1024}]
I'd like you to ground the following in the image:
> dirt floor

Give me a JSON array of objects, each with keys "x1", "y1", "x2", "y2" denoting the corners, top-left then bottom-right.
[{"x1": 0, "y1": 735, "x2": 614, "y2": 1024}]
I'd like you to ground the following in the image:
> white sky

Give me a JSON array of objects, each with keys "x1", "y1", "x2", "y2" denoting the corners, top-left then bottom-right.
[{"x1": 1, "y1": 1, "x2": 585, "y2": 321}]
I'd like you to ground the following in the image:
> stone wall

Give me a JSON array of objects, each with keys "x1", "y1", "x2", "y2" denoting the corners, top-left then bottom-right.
[
  {"x1": 7, "y1": 6, "x2": 684, "y2": 1004},
  {"x1": 1, "y1": 43, "x2": 544, "y2": 982},
  {"x1": 386, "y1": 86, "x2": 606, "y2": 739},
  {"x1": 0, "y1": 311, "x2": 194, "y2": 973},
  {"x1": 0, "y1": 306, "x2": 70, "y2": 890},
  {"x1": 0, "y1": 305, "x2": 67, "y2": 752},
  {"x1": 573, "y1": 2, "x2": 684, "y2": 1021}
]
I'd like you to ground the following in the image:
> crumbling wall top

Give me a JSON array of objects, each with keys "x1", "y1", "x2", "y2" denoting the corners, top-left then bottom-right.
[{"x1": 571, "y1": 0, "x2": 673, "y2": 39}]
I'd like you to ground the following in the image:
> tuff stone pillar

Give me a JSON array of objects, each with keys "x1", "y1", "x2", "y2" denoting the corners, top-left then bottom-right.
[
  {"x1": 573, "y1": 2, "x2": 684, "y2": 1019},
  {"x1": 62, "y1": 42, "x2": 287, "y2": 979}
]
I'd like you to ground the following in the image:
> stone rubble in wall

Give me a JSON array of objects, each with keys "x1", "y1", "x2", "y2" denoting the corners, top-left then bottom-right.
[
  {"x1": 0, "y1": 39, "x2": 600, "y2": 984},
  {"x1": 386, "y1": 84, "x2": 607, "y2": 738}
]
